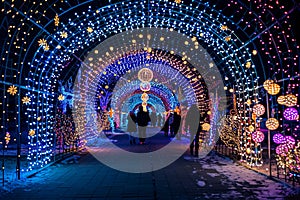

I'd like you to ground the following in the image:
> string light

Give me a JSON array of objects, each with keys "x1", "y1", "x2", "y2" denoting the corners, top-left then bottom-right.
[{"x1": 1, "y1": 0, "x2": 298, "y2": 173}]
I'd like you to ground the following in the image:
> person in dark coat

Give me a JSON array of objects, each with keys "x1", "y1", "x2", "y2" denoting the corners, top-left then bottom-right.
[
  {"x1": 127, "y1": 111, "x2": 137, "y2": 144},
  {"x1": 185, "y1": 104, "x2": 201, "y2": 157},
  {"x1": 172, "y1": 110, "x2": 182, "y2": 139},
  {"x1": 136, "y1": 106, "x2": 151, "y2": 144},
  {"x1": 162, "y1": 111, "x2": 172, "y2": 136}
]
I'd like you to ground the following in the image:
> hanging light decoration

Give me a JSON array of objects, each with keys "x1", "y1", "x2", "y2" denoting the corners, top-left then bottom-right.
[
  {"x1": 141, "y1": 92, "x2": 149, "y2": 102},
  {"x1": 252, "y1": 131, "x2": 265, "y2": 143},
  {"x1": 273, "y1": 133, "x2": 285, "y2": 144},
  {"x1": 252, "y1": 104, "x2": 265, "y2": 116},
  {"x1": 266, "y1": 118, "x2": 279, "y2": 130},
  {"x1": 202, "y1": 123, "x2": 211, "y2": 131},
  {"x1": 267, "y1": 83, "x2": 280, "y2": 95},
  {"x1": 284, "y1": 94, "x2": 298, "y2": 107},
  {"x1": 263, "y1": 80, "x2": 274, "y2": 91},
  {"x1": 283, "y1": 107, "x2": 299, "y2": 121},
  {"x1": 140, "y1": 81, "x2": 151, "y2": 92},
  {"x1": 142, "y1": 102, "x2": 148, "y2": 106},
  {"x1": 277, "y1": 95, "x2": 286, "y2": 105},
  {"x1": 276, "y1": 144, "x2": 289, "y2": 156},
  {"x1": 284, "y1": 136, "x2": 296, "y2": 147},
  {"x1": 138, "y1": 68, "x2": 153, "y2": 82}
]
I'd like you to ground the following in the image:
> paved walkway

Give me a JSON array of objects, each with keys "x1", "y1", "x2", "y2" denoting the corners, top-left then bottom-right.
[{"x1": 1, "y1": 129, "x2": 298, "y2": 200}]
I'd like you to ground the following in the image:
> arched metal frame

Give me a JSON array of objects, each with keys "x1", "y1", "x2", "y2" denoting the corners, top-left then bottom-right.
[{"x1": 0, "y1": 0, "x2": 299, "y2": 173}]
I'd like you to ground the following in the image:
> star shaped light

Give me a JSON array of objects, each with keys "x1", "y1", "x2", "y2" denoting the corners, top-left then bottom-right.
[
  {"x1": 54, "y1": 14, "x2": 59, "y2": 26},
  {"x1": 22, "y1": 96, "x2": 31, "y2": 104},
  {"x1": 60, "y1": 31, "x2": 68, "y2": 38},
  {"x1": 29, "y1": 129, "x2": 35, "y2": 136},
  {"x1": 87, "y1": 27, "x2": 93, "y2": 33},
  {"x1": 7, "y1": 85, "x2": 18, "y2": 95},
  {"x1": 58, "y1": 94, "x2": 65, "y2": 101},
  {"x1": 38, "y1": 38, "x2": 47, "y2": 46},
  {"x1": 220, "y1": 25, "x2": 228, "y2": 31}
]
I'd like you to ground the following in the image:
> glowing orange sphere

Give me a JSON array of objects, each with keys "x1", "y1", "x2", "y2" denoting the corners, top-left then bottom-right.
[
  {"x1": 266, "y1": 118, "x2": 279, "y2": 130},
  {"x1": 263, "y1": 80, "x2": 274, "y2": 91},
  {"x1": 267, "y1": 83, "x2": 280, "y2": 95},
  {"x1": 284, "y1": 94, "x2": 297, "y2": 107},
  {"x1": 277, "y1": 96, "x2": 286, "y2": 105}
]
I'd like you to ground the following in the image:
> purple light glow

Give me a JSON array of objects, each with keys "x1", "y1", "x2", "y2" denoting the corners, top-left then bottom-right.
[
  {"x1": 252, "y1": 131, "x2": 265, "y2": 143},
  {"x1": 275, "y1": 144, "x2": 289, "y2": 155},
  {"x1": 283, "y1": 107, "x2": 299, "y2": 121},
  {"x1": 273, "y1": 133, "x2": 284, "y2": 144},
  {"x1": 284, "y1": 136, "x2": 296, "y2": 147}
]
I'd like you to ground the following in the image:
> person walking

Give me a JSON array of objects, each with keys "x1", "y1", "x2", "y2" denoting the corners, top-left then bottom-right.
[
  {"x1": 136, "y1": 105, "x2": 151, "y2": 144},
  {"x1": 127, "y1": 111, "x2": 137, "y2": 144},
  {"x1": 162, "y1": 110, "x2": 172, "y2": 136},
  {"x1": 172, "y1": 108, "x2": 182, "y2": 139},
  {"x1": 185, "y1": 104, "x2": 201, "y2": 157}
]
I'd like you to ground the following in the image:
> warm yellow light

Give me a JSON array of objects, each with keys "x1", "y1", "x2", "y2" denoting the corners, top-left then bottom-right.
[
  {"x1": 266, "y1": 118, "x2": 279, "y2": 130},
  {"x1": 267, "y1": 83, "x2": 280, "y2": 95}
]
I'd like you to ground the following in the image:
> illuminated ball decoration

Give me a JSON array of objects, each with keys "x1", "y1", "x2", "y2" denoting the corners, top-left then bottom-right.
[
  {"x1": 140, "y1": 81, "x2": 151, "y2": 92},
  {"x1": 252, "y1": 131, "x2": 265, "y2": 143},
  {"x1": 266, "y1": 118, "x2": 279, "y2": 130},
  {"x1": 277, "y1": 95, "x2": 286, "y2": 105},
  {"x1": 284, "y1": 94, "x2": 297, "y2": 107},
  {"x1": 267, "y1": 83, "x2": 280, "y2": 95},
  {"x1": 283, "y1": 107, "x2": 299, "y2": 121},
  {"x1": 252, "y1": 104, "x2": 265, "y2": 116},
  {"x1": 273, "y1": 133, "x2": 284, "y2": 144},
  {"x1": 142, "y1": 101, "x2": 148, "y2": 112},
  {"x1": 263, "y1": 80, "x2": 274, "y2": 91},
  {"x1": 141, "y1": 92, "x2": 149, "y2": 102},
  {"x1": 284, "y1": 136, "x2": 296, "y2": 147},
  {"x1": 138, "y1": 68, "x2": 153, "y2": 82},
  {"x1": 276, "y1": 144, "x2": 289, "y2": 156}
]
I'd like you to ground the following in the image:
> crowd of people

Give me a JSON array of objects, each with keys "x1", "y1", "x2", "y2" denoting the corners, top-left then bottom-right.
[{"x1": 125, "y1": 104, "x2": 208, "y2": 157}]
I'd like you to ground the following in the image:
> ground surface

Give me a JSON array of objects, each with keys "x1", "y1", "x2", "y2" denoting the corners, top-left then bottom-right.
[{"x1": 1, "y1": 129, "x2": 299, "y2": 200}]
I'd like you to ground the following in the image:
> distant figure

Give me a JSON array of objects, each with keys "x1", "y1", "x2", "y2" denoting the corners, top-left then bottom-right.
[
  {"x1": 136, "y1": 106, "x2": 151, "y2": 144},
  {"x1": 127, "y1": 111, "x2": 137, "y2": 144},
  {"x1": 180, "y1": 106, "x2": 188, "y2": 136},
  {"x1": 150, "y1": 112, "x2": 157, "y2": 127},
  {"x1": 171, "y1": 110, "x2": 182, "y2": 139},
  {"x1": 162, "y1": 111, "x2": 171, "y2": 136},
  {"x1": 157, "y1": 113, "x2": 162, "y2": 127},
  {"x1": 185, "y1": 104, "x2": 201, "y2": 157}
]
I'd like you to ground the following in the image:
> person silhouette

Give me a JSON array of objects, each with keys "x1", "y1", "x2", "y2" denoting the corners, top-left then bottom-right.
[
  {"x1": 172, "y1": 109, "x2": 182, "y2": 139},
  {"x1": 136, "y1": 105, "x2": 151, "y2": 144},
  {"x1": 127, "y1": 111, "x2": 137, "y2": 144},
  {"x1": 185, "y1": 104, "x2": 201, "y2": 157}
]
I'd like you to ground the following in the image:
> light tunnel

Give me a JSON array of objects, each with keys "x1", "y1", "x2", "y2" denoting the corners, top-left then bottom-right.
[{"x1": 1, "y1": 0, "x2": 299, "y2": 175}]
